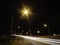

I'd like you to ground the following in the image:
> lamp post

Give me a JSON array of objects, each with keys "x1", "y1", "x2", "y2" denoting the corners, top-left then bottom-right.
[
  {"x1": 20, "y1": 5, "x2": 32, "y2": 35},
  {"x1": 43, "y1": 24, "x2": 50, "y2": 35},
  {"x1": 11, "y1": 5, "x2": 32, "y2": 35}
]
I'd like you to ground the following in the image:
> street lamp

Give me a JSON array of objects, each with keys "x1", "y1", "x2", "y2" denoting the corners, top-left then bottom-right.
[
  {"x1": 20, "y1": 5, "x2": 32, "y2": 35},
  {"x1": 20, "y1": 5, "x2": 32, "y2": 18},
  {"x1": 22, "y1": 8, "x2": 30, "y2": 16}
]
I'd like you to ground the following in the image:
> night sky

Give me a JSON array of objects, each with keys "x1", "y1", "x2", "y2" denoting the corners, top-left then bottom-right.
[{"x1": 0, "y1": 0, "x2": 60, "y2": 35}]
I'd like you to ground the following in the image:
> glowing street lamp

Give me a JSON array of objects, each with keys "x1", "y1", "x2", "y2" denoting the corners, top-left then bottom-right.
[
  {"x1": 20, "y1": 5, "x2": 32, "y2": 18},
  {"x1": 22, "y1": 8, "x2": 29, "y2": 16}
]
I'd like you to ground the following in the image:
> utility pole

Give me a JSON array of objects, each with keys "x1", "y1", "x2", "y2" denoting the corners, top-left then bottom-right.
[{"x1": 10, "y1": 16, "x2": 13, "y2": 34}]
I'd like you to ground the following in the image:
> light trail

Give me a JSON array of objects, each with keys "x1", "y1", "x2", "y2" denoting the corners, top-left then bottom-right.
[{"x1": 12, "y1": 34, "x2": 60, "y2": 45}]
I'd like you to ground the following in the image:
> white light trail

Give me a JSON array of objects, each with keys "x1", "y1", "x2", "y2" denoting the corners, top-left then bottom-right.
[{"x1": 12, "y1": 34, "x2": 60, "y2": 45}]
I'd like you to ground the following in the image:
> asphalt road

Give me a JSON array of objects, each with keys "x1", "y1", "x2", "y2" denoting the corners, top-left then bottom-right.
[
  {"x1": 0, "y1": 36, "x2": 49, "y2": 45},
  {"x1": 0, "y1": 35, "x2": 60, "y2": 45},
  {"x1": 12, "y1": 34, "x2": 60, "y2": 45}
]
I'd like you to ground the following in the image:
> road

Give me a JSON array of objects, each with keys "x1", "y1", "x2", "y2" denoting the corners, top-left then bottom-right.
[{"x1": 11, "y1": 34, "x2": 60, "y2": 45}]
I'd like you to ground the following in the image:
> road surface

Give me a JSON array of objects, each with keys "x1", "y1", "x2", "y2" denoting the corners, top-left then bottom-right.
[{"x1": 11, "y1": 34, "x2": 60, "y2": 45}]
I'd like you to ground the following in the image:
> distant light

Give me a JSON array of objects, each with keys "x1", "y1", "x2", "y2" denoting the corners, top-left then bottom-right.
[
  {"x1": 26, "y1": 32, "x2": 29, "y2": 34},
  {"x1": 37, "y1": 30, "x2": 40, "y2": 34},
  {"x1": 44, "y1": 24, "x2": 47, "y2": 27},
  {"x1": 18, "y1": 26, "x2": 20, "y2": 29},
  {"x1": 53, "y1": 33, "x2": 56, "y2": 36}
]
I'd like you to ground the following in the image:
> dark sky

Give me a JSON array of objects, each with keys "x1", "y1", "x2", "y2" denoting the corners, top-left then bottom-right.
[{"x1": 0, "y1": 0, "x2": 60, "y2": 34}]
